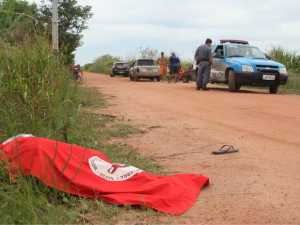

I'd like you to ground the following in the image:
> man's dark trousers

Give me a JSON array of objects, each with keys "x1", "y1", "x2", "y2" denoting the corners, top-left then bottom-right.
[{"x1": 197, "y1": 61, "x2": 211, "y2": 89}]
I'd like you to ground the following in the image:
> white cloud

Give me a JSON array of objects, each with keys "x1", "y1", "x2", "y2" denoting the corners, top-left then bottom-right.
[{"x1": 30, "y1": 0, "x2": 300, "y2": 64}]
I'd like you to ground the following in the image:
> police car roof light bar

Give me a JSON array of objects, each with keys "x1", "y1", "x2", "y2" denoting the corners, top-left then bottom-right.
[{"x1": 220, "y1": 40, "x2": 249, "y2": 45}]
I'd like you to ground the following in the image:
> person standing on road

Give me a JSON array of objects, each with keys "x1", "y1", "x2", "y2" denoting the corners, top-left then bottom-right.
[
  {"x1": 194, "y1": 39, "x2": 213, "y2": 90},
  {"x1": 158, "y1": 52, "x2": 168, "y2": 77},
  {"x1": 169, "y1": 52, "x2": 181, "y2": 82}
]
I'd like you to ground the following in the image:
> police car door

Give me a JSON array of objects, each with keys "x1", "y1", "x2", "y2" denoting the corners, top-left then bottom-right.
[{"x1": 211, "y1": 45, "x2": 226, "y2": 82}]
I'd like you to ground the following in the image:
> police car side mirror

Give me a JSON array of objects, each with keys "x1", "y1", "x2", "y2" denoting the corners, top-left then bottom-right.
[{"x1": 265, "y1": 54, "x2": 272, "y2": 60}]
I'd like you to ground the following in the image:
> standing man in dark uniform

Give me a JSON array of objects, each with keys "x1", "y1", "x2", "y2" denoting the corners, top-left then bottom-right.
[
  {"x1": 169, "y1": 52, "x2": 181, "y2": 82},
  {"x1": 194, "y1": 38, "x2": 213, "y2": 90}
]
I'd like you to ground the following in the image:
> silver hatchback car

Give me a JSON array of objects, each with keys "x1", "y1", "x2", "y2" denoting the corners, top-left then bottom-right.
[{"x1": 129, "y1": 59, "x2": 160, "y2": 82}]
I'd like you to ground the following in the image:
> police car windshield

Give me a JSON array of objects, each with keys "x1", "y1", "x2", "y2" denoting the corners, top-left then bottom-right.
[{"x1": 226, "y1": 45, "x2": 266, "y2": 59}]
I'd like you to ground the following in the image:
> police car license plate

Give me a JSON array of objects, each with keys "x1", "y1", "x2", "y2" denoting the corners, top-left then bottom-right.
[{"x1": 263, "y1": 75, "x2": 276, "y2": 81}]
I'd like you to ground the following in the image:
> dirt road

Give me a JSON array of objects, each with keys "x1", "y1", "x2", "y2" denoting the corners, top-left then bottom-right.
[{"x1": 85, "y1": 72, "x2": 300, "y2": 224}]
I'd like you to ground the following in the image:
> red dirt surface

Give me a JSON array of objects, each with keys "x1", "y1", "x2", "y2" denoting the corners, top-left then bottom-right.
[{"x1": 85, "y1": 72, "x2": 300, "y2": 224}]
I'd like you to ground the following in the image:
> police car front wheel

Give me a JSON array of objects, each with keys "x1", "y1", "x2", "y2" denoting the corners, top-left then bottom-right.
[
  {"x1": 228, "y1": 70, "x2": 241, "y2": 92},
  {"x1": 269, "y1": 85, "x2": 279, "y2": 94}
]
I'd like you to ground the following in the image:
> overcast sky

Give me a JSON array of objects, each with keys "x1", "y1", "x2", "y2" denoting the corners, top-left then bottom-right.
[{"x1": 32, "y1": 0, "x2": 300, "y2": 64}]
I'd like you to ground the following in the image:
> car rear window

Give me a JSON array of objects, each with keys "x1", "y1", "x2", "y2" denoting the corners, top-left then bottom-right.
[
  {"x1": 137, "y1": 60, "x2": 155, "y2": 66},
  {"x1": 115, "y1": 63, "x2": 129, "y2": 67}
]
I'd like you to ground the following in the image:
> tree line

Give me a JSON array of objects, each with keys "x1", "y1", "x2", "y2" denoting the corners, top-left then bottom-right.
[{"x1": 0, "y1": 0, "x2": 92, "y2": 64}]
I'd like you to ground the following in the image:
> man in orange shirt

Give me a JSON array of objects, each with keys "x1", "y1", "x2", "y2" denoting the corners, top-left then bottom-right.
[{"x1": 158, "y1": 52, "x2": 168, "y2": 77}]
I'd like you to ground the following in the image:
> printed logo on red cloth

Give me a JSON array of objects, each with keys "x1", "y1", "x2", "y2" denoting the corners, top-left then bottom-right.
[{"x1": 88, "y1": 156, "x2": 143, "y2": 181}]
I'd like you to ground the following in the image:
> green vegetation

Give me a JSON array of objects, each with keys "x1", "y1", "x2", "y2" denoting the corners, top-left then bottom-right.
[
  {"x1": 0, "y1": 37, "x2": 79, "y2": 224},
  {"x1": 84, "y1": 54, "x2": 120, "y2": 74},
  {"x1": 269, "y1": 47, "x2": 300, "y2": 71},
  {"x1": 0, "y1": 1, "x2": 160, "y2": 224},
  {"x1": 269, "y1": 47, "x2": 300, "y2": 93},
  {"x1": 0, "y1": 0, "x2": 39, "y2": 43},
  {"x1": 0, "y1": 0, "x2": 92, "y2": 64},
  {"x1": 0, "y1": 38, "x2": 77, "y2": 140},
  {"x1": 0, "y1": 41, "x2": 160, "y2": 224},
  {"x1": 39, "y1": 0, "x2": 92, "y2": 64},
  {"x1": 280, "y1": 71, "x2": 300, "y2": 94}
]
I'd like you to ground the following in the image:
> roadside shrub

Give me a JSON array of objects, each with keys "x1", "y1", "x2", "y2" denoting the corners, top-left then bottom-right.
[
  {"x1": 0, "y1": 38, "x2": 78, "y2": 142},
  {"x1": 0, "y1": 37, "x2": 82, "y2": 224},
  {"x1": 0, "y1": 163, "x2": 78, "y2": 224},
  {"x1": 269, "y1": 47, "x2": 300, "y2": 71},
  {"x1": 268, "y1": 47, "x2": 300, "y2": 93},
  {"x1": 85, "y1": 54, "x2": 120, "y2": 74},
  {"x1": 0, "y1": 39, "x2": 161, "y2": 224},
  {"x1": 280, "y1": 71, "x2": 300, "y2": 93}
]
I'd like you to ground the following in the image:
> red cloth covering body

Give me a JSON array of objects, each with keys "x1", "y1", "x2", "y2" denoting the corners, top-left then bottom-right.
[{"x1": 0, "y1": 135, "x2": 208, "y2": 215}]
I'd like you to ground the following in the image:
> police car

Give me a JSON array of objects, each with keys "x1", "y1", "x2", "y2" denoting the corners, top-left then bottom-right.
[{"x1": 210, "y1": 40, "x2": 288, "y2": 94}]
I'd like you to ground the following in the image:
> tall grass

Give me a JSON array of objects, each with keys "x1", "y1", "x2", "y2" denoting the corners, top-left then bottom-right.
[
  {"x1": 0, "y1": 38, "x2": 78, "y2": 141},
  {"x1": 0, "y1": 38, "x2": 161, "y2": 224},
  {"x1": 0, "y1": 38, "x2": 82, "y2": 224},
  {"x1": 268, "y1": 47, "x2": 300, "y2": 93},
  {"x1": 0, "y1": 165, "x2": 80, "y2": 224},
  {"x1": 0, "y1": 2, "x2": 160, "y2": 224},
  {"x1": 280, "y1": 71, "x2": 300, "y2": 94},
  {"x1": 269, "y1": 47, "x2": 300, "y2": 71}
]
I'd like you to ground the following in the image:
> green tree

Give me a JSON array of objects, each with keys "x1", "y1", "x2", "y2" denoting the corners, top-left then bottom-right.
[
  {"x1": 0, "y1": 0, "x2": 39, "y2": 43},
  {"x1": 86, "y1": 54, "x2": 121, "y2": 74},
  {"x1": 0, "y1": 0, "x2": 92, "y2": 64},
  {"x1": 39, "y1": 0, "x2": 92, "y2": 64}
]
